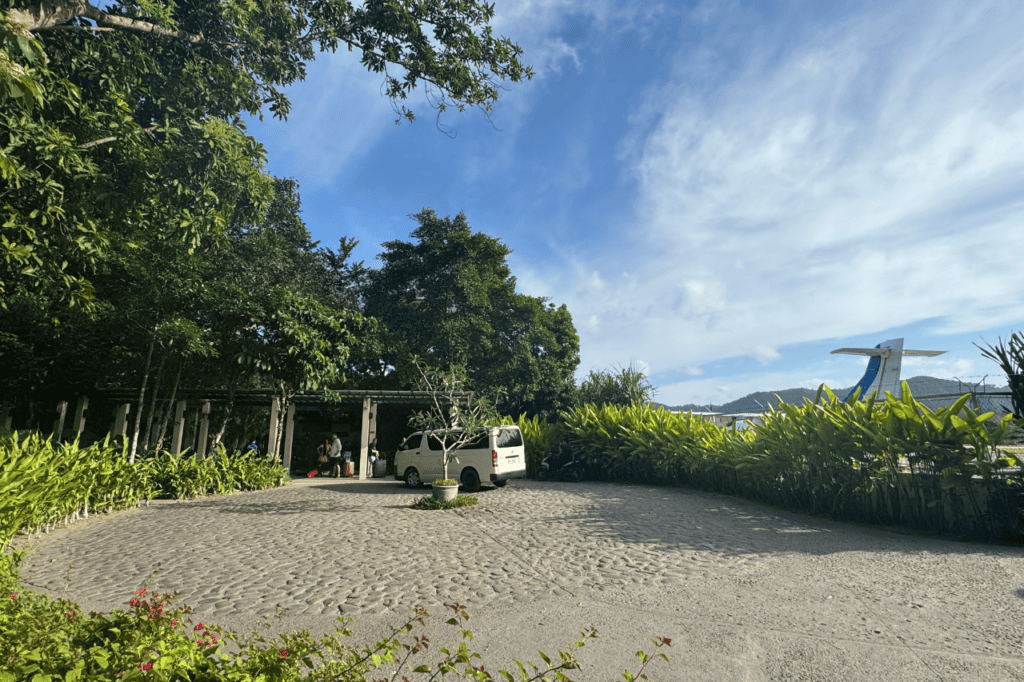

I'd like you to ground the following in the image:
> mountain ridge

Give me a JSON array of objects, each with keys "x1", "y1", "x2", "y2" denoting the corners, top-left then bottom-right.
[{"x1": 657, "y1": 376, "x2": 1010, "y2": 414}]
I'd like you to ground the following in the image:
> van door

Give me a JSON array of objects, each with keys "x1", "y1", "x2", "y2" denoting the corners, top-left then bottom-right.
[
  {"x1": 397, "y1": 433, "x2": 423, "y2": 477},
  {"x1": 424, "y1": 432, "x2": 445, "y2": 480}
]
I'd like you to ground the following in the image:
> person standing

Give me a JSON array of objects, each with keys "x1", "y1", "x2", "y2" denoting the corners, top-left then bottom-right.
[
  {"x1": 368, "y1": 437, "x2": 379, "y2": 478},
  {"x1": 329, "y1": 433, "x2": 342, "y2": 478}
]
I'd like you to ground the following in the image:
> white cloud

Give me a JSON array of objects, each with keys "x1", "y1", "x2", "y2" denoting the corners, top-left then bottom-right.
[
  {"x1": 537, "y1": 0, "x2": 1024, "y2": 381},
  {"x1": 751, "y1": 345, "x2": 782, "y2": 363},
  {"x1": 656, "y1": 370, "x2": 851, "y2": 408},
  {"x1": 253, "y1": 51, "x2": 397, "y2": 187}
]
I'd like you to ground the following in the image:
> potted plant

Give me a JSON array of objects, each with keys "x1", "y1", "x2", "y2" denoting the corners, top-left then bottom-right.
[{"x1": 409, "y1": 359, "x2": 498, "y2": 500}]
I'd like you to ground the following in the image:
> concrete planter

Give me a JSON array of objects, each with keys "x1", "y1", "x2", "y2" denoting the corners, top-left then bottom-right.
[{"x1": 432, "y1": 483, "x2": 459, "y2": 502}]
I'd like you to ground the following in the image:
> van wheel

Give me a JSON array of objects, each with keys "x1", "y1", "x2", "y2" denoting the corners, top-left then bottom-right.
[
  {"x1": 460, "y1": 468, "x2": 481, "y2": 493},
  {"x1": 404, "y1": 468, "x2": 422, "y2": 488}
]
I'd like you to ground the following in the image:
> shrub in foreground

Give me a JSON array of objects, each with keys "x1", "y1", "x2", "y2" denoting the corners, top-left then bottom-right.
[
  {"x1": 0, "y1": 553, "x2": 669, "y2": 682},
  {"x1": 411, "y1": 495, "x2": 479, "y2": 510}
]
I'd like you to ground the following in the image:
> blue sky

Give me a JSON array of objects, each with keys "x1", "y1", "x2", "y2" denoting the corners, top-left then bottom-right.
[{"x1": 246, "y1": 0, "x2": 1024, "y2": 407}]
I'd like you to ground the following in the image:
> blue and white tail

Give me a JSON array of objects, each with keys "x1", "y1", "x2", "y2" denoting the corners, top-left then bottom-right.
[{"x1": 831, "y1": 338, "x2": 945, "y2": 402}]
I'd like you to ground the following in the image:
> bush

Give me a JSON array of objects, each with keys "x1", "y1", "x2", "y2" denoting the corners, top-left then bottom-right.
[
  {"x1": 411, "y1": 495, "x2": 478, "y2": 510},
  {"x1": 0, "y1": 555, "x2": 669, "y2": 682},
  {"x1": 1, "y1": 435, "x2": 288, "y2": 551},
  {"x1": 550, "y1": 383, "x2": 1024, "y2": 541}
]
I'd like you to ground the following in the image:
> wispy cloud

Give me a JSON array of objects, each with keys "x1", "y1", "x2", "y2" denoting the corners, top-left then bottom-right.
[{"x1": 535, "y1": 0, "x2": 1024, "y2": 380}]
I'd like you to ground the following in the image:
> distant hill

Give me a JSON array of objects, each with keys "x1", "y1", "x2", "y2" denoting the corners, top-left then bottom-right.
[{"x1": 657, "y1": 376, "x2": 1011, "y2": 415}]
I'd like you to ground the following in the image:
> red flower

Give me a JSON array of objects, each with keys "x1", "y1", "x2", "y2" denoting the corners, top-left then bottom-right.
[
  {"x1": 67, "y1": 611, "x2": 75, "y2": 618},
  {"x1": 194, "y1": 623, "x2": 205, "y2": 631},
  {"x1": 171, "y1": 618, "x2": 178, "y2": 626},
  {"x1": 210, "y1": 634, "x2": 218, "y2": 644},
  {"x1": 138, "y1": 662, "x2": 153, "y2": 671},
  {"x1": 10, "y1": 593, "x2": 17, "y2": 599},
  {"x1": 279, "y1": 648, "x2": 288, "y2": 658},
  {"x1": 135, "y1": 588, "x2": 147, "y2": 596},
  {"x1": 129, "y1": 598, "x2": 139, "y2": 607}
]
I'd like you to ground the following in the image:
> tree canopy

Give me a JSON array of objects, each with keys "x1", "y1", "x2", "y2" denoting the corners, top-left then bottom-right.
[
  {"x1": 362, "y1": 209, "x2": 580, "y2": 416},
  {"x1": 1, "y1": 0, "x2": 532, "y2": 310}
]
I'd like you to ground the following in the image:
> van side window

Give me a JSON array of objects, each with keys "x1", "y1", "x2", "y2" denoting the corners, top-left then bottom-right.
[
  {"x1": 466, "y1": 432, "x2": 488, "y2": 449},
  {"x1": 427, "y1": 433, "x2": 445, "y2": 451},
  {"x1": 496, "y1": 428, "x2": 523, "y2": 448},
  {"x1": 402, "y1": 434, "x2": 422, "y2": 450}
]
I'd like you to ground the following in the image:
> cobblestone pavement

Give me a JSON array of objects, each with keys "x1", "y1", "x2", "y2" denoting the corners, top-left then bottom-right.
[{"x1": 14, "y1": 478, "x2": 1024, "y2": 681}]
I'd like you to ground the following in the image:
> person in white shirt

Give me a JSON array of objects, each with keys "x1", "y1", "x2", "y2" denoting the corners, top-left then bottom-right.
[{"x1": 329, "y1": 434, "x2": 342, "y2": 478}]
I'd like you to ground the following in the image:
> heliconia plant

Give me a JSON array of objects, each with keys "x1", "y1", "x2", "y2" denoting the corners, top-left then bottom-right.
[{"x1": 548, "y1": 383, "x2": 1021, "y2": 542}]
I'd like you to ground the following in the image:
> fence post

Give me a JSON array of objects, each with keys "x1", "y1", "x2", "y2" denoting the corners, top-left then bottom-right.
[
  {"x1": 197, "y1": 400, "x2": 211, "y2": 459},
  {"x1": 281, "y1": 403, "x2": 296, "y2": 469},
  {"x1": 170, "y1": 400, "x2": 187, "y2": 454},
  {"x1": 52, "y1": 400, "x2": 68, "y2": 441},
  {"x1": 111, "y1": 403, "x2": 131, "y2": 442},
  {"x1": 71, "y1": 396, "x2": 89, "y2": 440},
  {"x1": 358, "y1": 397, "x2": 371, "y2": 480},
  {"x1": 267, "y1": 398, "x2": 281, "y2": 458}
]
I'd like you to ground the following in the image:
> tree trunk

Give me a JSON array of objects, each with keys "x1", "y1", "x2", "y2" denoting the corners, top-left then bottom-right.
[
  {"x1": 154, "y1": 363, "x2": 182, "y2": 451},
  {"x1": 273, "y1": 383, "x2": 290, "y2": 458},
  {"x1": 140, "y1": 348, "x2": 169, "y2": 453},
  {"x1": 211, "y1": 375, "x2": 238, "y2": 449},
  {"x1": 128, "y1": 330, "x2": 157, "y2": 463}
]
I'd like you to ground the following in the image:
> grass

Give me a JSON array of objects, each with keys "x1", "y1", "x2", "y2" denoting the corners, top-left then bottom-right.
[{"x1": 411, "y1": 494, "x2": 478, "y2": 510}]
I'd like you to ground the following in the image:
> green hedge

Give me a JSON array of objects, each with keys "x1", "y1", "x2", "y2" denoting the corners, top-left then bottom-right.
[
  {"x1": 554, "y1": 383, "x2": 1023, "y2": 542},
  {"x1": 0, "y1": 434, "x2": 288, "y2": 551}
]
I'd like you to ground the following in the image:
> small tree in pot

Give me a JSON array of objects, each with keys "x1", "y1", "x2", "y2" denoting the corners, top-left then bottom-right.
[{"x1": 409, "y1": 359, "x2": 499, "y2": 488}]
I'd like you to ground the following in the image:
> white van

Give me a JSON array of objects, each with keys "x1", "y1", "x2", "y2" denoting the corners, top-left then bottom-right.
[{"x1": 395, "y1": 426, "x2": 526, "y2": 492}]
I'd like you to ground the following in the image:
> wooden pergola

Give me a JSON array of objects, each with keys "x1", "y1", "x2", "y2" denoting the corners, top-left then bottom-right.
[{"x1": 16, "y1": 389, "x2": 469, "y2": 481}]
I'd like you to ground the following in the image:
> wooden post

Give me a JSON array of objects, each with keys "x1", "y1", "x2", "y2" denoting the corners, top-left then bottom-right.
[
  {"x1": 281, "y1": 403, "x2": 296, "y2": 470},
  {"x1": 267, "y1": 398, "x2": 281, "y2": 458},
  {"x1": 368, "y1": 400, "x2": 378, "y2": 475},
  {"x1": 111, "y1": 403, "x2": 131, "y2": 440},
  {"x1": 197, "y1": 400, "x2": 211, "y2": 459},
  {"x1": 52, "y1": 401, "x2": 68, "y2": 441},
  {"x1": 358, "y1": 396, "x2": 371, "y2": 480},
  {"x1": 71, "y1": 396, "x2": 89, "y2": 439},
  {"x1": 1, "y1": 403, "x2": 12, "y2": 432},
  {"x1": 170, "y1": 400, "x2": 187, "y2": 454}
]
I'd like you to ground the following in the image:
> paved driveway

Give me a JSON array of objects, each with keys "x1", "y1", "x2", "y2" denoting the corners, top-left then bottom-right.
[{"x1": 14, "y1": 478, "x2": 1024, "y2": 681}]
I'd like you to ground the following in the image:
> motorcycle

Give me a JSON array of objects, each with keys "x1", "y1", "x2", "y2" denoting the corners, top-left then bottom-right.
[{"x1": 534, "y1": 441, "x2": 584, "y2": 482}]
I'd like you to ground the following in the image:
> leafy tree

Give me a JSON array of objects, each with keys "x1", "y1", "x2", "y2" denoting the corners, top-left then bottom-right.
[
  {"x1": 576, "y1": 363, "x2": 655, "y2": 408},
  {"x1": 362, "y1": 209, "x2": 579, "y2": 415},
  {"x1": 408, "y1": 358, "x2": 497, "y2": 481},
  {"x1": 1, "y1": 0, "x2": 532, "y2": 310}
]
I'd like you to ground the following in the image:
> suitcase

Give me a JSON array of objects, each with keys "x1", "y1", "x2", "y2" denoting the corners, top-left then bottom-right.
[{"x1": 343, "y1": 461, "x2": 354, "y2": 477}]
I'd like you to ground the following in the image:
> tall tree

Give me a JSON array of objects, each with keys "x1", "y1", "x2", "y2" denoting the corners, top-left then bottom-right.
[
  {"x1": 1, "y1": 0, "x2": 532, "y2": 310},
  {"x1": 363, "y1": 209, "x2": 579, "y2": 415}
]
